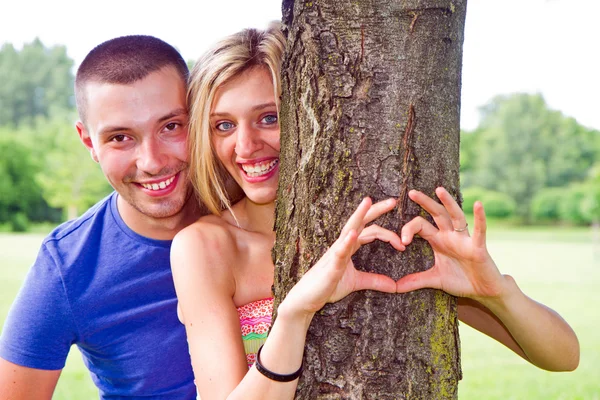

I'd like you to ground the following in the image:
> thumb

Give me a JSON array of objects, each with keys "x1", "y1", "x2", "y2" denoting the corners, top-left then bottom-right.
[{"x1": 395, "y1": 268, "x2": 441, "y2": 293}]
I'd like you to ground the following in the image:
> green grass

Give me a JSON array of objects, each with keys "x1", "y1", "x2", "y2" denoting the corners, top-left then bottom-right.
[
  {"x1": 1, "y1": 228, "x2": 598, "y2": 399},
  {"x1": 459, "y1": 226, "x2": 600, "y2": 399}
]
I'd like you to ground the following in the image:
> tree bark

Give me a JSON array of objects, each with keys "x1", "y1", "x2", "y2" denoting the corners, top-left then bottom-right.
[{"x1": 273, "y1": 0, "x2": 467, "y2": 398}]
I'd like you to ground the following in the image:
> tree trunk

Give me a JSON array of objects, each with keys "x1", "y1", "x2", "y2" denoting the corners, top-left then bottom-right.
[{"x1": 273, "y1": 0, "x2": 467, "y2": 398}]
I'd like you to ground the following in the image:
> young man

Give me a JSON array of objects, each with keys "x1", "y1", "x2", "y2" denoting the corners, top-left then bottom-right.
[{"x1": 0, "y1": 35, "x2": 203, "y2": 399}]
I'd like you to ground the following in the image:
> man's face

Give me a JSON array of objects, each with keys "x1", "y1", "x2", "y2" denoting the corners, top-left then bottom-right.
[{"x1": 77, "y1": 66, "x2": 192, "y2": 229}]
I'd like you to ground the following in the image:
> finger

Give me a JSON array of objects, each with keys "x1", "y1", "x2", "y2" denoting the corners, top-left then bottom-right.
[
  {"x1": 472, "y1": 201, "x2": 487, "y2": 248},
  {"x1": 339, "y1": 197, "x2": 372, "y2": 238},
  {"x1": 332, "y1": 228, "x2": 359, "y2": 269},
  {"x1": 358, "y1": 225, "x2": 405, "y2": 251},
  {"x1": 363, "y1": 198, "x2": 397, "y2": 225},
  {"x1": 395, "y1": 269, "x2": 442, "y2": 293},
  {"x1": 353, "y1": 270, "x2": 396, "y2": 293},
  {"x1": 408, "y1": 190, "x2": 453, "y2": 231},
  {"x1": 400, "y1": 216, "x2": 439, "y2": 246},
  {"x1": 436, "y1": 187, "x2": 468, "y2": 233}
]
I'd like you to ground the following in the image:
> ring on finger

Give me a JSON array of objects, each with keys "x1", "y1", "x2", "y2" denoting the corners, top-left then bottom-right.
[{"x1": 453, "y1": 223, "x2": 468, "y2": 232}]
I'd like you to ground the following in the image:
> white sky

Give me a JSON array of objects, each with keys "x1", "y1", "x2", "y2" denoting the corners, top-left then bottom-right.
[{"x1": 1, "y1": 0, "x2": 598, "y2": 131}]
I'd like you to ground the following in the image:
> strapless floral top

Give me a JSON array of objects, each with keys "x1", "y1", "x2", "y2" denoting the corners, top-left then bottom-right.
[{"x1": 237, "y1": 297, "x2": 273, "y2": 368}]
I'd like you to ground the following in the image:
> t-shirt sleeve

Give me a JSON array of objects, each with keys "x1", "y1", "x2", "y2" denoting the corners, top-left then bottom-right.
[{"x1": 0, "y1": 242, "x2": 78, "y2": 370}]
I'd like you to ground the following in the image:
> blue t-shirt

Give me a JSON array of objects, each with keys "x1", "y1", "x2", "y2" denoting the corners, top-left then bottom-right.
[{"x1": 0, "y1": 193, "x2": 196, "y2": 399}]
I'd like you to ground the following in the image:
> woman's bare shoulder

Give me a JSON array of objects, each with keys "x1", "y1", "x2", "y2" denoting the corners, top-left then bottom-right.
[
  {"x1": 178, "y1": 213, "x2": 235, "y2": 242},
  {"x1": 172, "y1": 214, "x2": 239, "y2": 267}
]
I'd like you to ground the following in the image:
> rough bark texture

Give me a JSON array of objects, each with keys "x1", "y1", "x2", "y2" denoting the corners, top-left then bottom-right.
[{"x1": 273, "y1": 1, "x2": 467, "y2": 398}]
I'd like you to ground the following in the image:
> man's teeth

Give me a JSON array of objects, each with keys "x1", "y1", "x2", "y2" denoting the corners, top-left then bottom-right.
[
  {"x1": 241, "y1": 159, "x2": 279, "y2": 177},
  {"x1": 141, "y1": 176, "x2": 175, "y2": 191}
]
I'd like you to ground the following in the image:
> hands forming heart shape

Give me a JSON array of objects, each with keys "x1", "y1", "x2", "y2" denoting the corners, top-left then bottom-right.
[{"x1": 284, "y1": 187, "x2": 502, "y2": 317}]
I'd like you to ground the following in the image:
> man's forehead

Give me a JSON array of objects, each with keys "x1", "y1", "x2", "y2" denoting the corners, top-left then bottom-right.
[{"x1": 83, "y1": 72, "x2": 187, "y2": 134}]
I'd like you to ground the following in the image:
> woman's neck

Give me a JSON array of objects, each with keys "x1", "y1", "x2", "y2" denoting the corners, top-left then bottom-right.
[{"x1": 232, "y1": 197, "x2": 276, "y2": 235}]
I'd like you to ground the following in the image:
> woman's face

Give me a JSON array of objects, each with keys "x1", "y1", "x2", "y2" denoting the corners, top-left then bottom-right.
[{"x1": 210, "y1": 67, "x2": 280, "y2": 205}]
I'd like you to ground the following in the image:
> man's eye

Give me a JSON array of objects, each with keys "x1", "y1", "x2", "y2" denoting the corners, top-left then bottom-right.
[
  {"x1": 216, "y1": 121, "x2": 235, "y2": 131},
  {"x1": 111, "y1": 134, "x2": 128, "y2": 142},
  {"x1": 262, "y1": 115, "x2": 278, "y2": 124},
  {"x1": 165, "y1": 122, "x2": 179, "y2": 131}
]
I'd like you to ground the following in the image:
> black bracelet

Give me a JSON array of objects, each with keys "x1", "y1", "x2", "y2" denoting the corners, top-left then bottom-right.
[{"x1": 255, "y1": 344, "x2": 303, "y2": 382}]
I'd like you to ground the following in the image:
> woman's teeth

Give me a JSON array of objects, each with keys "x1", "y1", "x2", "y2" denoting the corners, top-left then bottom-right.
[{"x1": 241, "y1": 159, "x2": 279, "y2": 177}]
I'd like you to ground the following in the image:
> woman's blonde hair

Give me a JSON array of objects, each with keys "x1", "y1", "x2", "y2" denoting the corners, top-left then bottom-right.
[{"x1": 188, "y1": 22, "x2": 286, "y2": 216}]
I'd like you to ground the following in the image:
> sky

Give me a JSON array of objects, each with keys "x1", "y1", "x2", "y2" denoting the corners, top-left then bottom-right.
[{"x1": 1, "y1": 0, "x2": 598, "y2": 131}]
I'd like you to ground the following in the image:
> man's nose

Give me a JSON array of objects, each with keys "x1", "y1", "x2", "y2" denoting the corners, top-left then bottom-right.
[{"x1": 136, "y1": 138, "x2": 167, "y2": 175}]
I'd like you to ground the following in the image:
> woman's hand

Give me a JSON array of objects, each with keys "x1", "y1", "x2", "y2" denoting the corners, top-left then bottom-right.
[
  {"x1": 395, "y1": 187, "x2": 506, "y2": 301},
  {"x1": 281, "y1": 198, "x2": 404, "y2": 318},
  {"x1": 394, "y1": 187, "x2": 580, "y2": 372}
]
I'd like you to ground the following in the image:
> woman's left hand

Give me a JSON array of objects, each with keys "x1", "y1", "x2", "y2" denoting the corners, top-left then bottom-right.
[{"x1": 395, "y1": 187, "x2": 506, "y2": 301}]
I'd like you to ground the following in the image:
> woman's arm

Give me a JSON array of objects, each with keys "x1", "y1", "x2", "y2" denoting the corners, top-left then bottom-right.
[
  {"x1": 457, "y1": 286, "x2": 579, "y2": 371},
  {"x1": 395, "y1": 187, "x2": 580, "y2": 372},
  {"x1": 172, "y1": 198, "x2": 403, "y2": 400},
  {"x1": 171, "y1": 223, "x2": 250, "y2": 398}
]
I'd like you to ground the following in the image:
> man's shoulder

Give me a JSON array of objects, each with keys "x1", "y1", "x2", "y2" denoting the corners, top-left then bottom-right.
[{"x1": 43, "y1": 192, "x2": 116, "y2": 248}]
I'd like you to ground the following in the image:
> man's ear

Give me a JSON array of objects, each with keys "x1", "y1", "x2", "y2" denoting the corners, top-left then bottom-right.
[{"x1": 76, "y1": 121, "x2": 99, "y2": 163}]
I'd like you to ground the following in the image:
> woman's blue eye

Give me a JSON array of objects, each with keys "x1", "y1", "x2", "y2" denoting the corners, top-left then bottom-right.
[
  {"x1": 216, "y1": 121, "x2": 234, "y2": 131},
  {"x1": 262, "y1": 115, "x2": 278, "y2": 124}
]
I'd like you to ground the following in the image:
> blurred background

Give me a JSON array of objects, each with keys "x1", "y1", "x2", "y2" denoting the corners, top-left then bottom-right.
[{"x1": 1, "y1": 0, "x2": 598, "y2": 398}]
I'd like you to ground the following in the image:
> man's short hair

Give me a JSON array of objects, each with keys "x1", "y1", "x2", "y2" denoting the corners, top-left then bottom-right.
[{"x1": 75, "y1": 35, "x2": 189, "y2": 124}]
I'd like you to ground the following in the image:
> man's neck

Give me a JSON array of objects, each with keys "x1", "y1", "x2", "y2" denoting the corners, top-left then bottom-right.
[{"x1": 116, "y1": 195, "x2": 204, "y2": 241}]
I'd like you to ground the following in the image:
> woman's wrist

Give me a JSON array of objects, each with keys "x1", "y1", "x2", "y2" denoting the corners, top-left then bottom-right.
[
  {"x1": 473, "y1": 274, "x2": 523, "y2": 314},
  {"x1": 276, "y1": 299, "x2": 315, "y2": 331}
]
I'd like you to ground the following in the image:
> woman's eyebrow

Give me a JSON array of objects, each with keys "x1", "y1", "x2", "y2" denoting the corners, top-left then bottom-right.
[{"x1": 210, "y1": 102, "x2": 277, "y2": 118}]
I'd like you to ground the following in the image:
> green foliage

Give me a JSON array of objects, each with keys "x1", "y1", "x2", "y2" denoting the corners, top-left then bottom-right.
[
  {"x1": 559, "y1": 184, "x2": 589, "y2": 225},
  {"x1": 0, "y1": 39, "x2": 112, "y2": 224},
  {"x1": 0, "y1": 113, "x2": 112, "y2": 225},
  {"x1": 479, "y1": 191, "x2": 516, "y2": 218},
  {"x1": 531, "y1": 188, "x2": 565, "y2": 222},
  {"x1": 461, "y1": 186, "x2": 516, "y2": 218},
  {"x1": 531, "y1": 182, "x2": 600, "y2": 225},
  {"x1": 0, "y1": 133, "x2": 50, "y2": 225},
  {"x1": 0, "y1": 39, "x2": 74, "y2": 126},
  {"x1": 580, "y1": 186, "x2": 600, "y2": 223},
  {"x1": 33, "y1": 113, "x2": 113, "y2": 220},
  {"x1": 461, "y1": 93, "x2": 600, "y2": 222},
  {"x1": 461, "y1": 186, "x2": 488, "y2": 214},
  {"x1": 9, "y1": 212, "x2": 29, "y2": 232},
  {"x1": 459, "y1": 130, "x2": 478, "y2": 189}
]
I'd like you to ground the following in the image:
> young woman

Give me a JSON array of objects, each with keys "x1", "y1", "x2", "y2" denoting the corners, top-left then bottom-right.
[{"x1": 171, "y1": 23, "x2": 579, "y2": 399}]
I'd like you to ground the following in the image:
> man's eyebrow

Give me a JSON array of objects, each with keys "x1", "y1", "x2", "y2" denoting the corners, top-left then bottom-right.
[
  {"x1": 210, "y1": 102, "x2": 277, "y2": 118},
  {"x1": 97, "y1": 125, "x2": 130, "y2": 137},
  {"x1": 97, "y1": 108, "x2": 188, "y2": 137},
  {"x1": 158, "y1": 108, "x2": 188, "y2": 123}
]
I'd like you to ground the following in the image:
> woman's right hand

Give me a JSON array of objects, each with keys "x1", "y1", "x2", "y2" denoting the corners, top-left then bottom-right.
[{"x1": 280, "y1": 197, "x2": 404, "y2": 318}]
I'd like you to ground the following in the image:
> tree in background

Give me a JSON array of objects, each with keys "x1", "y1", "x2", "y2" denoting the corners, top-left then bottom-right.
[
  {"x1": 0, "y1": 39, "x2": 74, "y2": 127},
  {"x1": 0, "y1": 113, "x2": 112, "y2": 229},
  {"x1": 0, "y1": 39, "x2": 112, "y2": 229},
  {"x1": 0, "y1": 134, "x2": 48, "y2": 231},
  {"x1": 34, "y1": 112, "x2": 113, "y2": 221},
  {"x1": 461, "y1": 93, "x2": 599, "y2": 222},
  {"x1": 273, "y1": 0, "x2": 466, "y2": 397}
]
